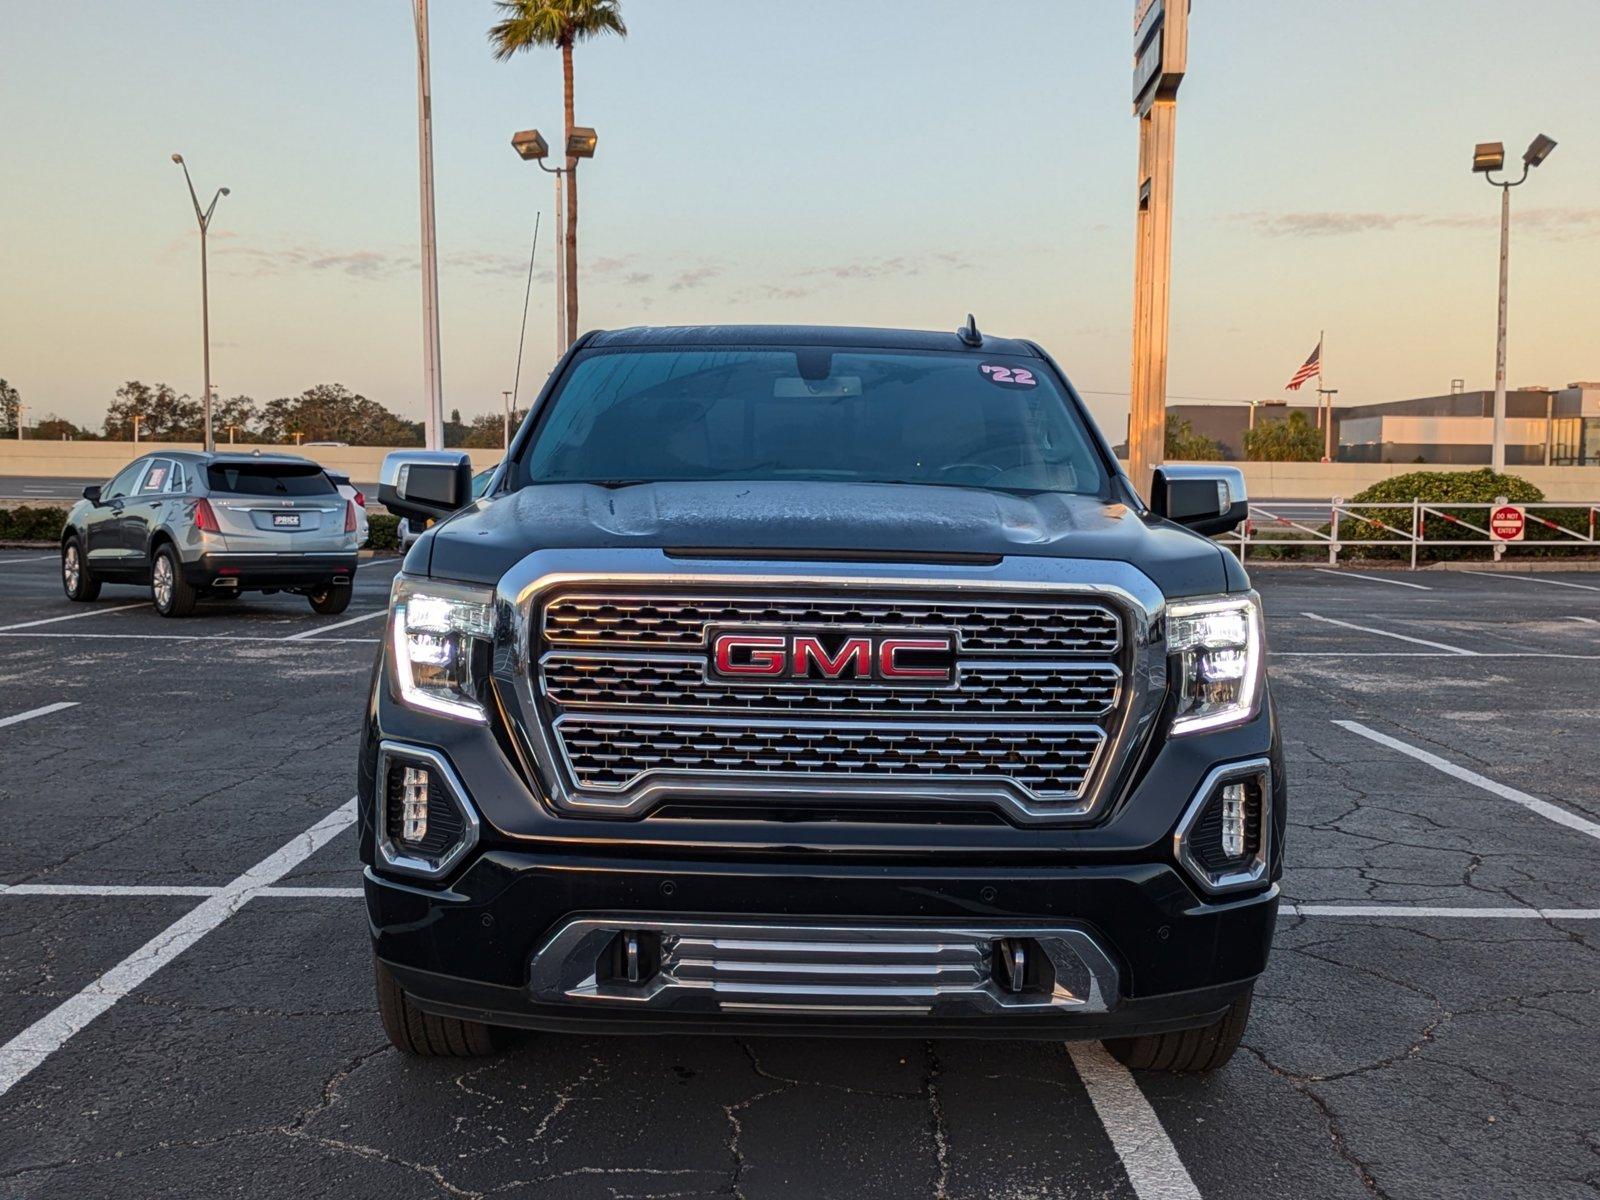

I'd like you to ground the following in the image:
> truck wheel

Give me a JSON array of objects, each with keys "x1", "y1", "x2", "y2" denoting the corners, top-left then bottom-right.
[
  {"x1": 374, "y1": 957, "x2": 508, "y2": 1057},
  {"x1": 308, "y1": 582, "x2": 353, "y2": 615},
  {"x1": 151, "y1": 545, "x2": 197, "y2": 617},
  {"x1": 61, "y1": 537, "x2": 101, "y2": 602},
  {"x1": 1104, "y1": 986, "x2": 1253, "y2": 1073}
]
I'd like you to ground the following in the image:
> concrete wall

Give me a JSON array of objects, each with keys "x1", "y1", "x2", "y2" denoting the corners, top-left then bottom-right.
[
  {"x1": 3, "y1": 442, "x2": 1598, "y2": 503},
  {"x1": 0, "y1": 441, "x2": 499, "y2": 483},
  {"x1": 1130, "y1": 459, "x2": 1600, "y2": 501}
]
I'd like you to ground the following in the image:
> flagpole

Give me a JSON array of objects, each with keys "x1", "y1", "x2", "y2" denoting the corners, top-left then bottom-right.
[{"x1": 1320, "y1": 329, "x2": 1333, "y2": 462}]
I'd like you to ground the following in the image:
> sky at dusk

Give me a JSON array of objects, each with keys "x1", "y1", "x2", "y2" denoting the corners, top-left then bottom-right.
[{"x1": 3, "y1": 0, "x2": 1598, "y2": 439}]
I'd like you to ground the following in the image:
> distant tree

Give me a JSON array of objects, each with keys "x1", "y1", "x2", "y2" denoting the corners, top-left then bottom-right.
[
  {"x1": 489, "y1": 0, "x2": 627, "y2": 344},
  {"x1": 31, "y1": 414, "x2": 98, "y2": 441},
  {"x1": 259, "y1": 384, "x2": 422, "y2": 446},
  {"x1": 459, "y1": 409, "x2": 524, "y2": 449},
  {"x1": 212, "y1": 394, "x2": 264, "y2": 444},
  {"x1": 104, "y1": 381, "x2": 202, "y2": 440},
  {"x1": 0, "y1": 379, "x2": 18, "y2": 436},
  {"x1": 1244, "y1": 410, "x2": 1323, "y2": 462},
  {"x1": 1164, "y1": 413, "x2": 1223, "y2": 460}
]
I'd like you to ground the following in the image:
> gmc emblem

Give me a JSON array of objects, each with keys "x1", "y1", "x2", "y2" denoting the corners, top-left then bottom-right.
[{"x1": 709, "y1": 629, "x2": 957, "y2": 685}]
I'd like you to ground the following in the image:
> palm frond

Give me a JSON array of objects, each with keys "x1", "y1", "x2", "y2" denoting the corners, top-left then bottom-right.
[{"x1": 487, "y1": 0, "x2": 626, "y2": 58}]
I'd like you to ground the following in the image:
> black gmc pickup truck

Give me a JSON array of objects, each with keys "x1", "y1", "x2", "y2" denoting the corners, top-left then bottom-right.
[{"x1": 364, "y1": 323, "x2": 1282, "y2": 1073}]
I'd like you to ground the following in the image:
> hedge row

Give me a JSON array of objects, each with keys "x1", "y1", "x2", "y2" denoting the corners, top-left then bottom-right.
[{"x1": 0, "y1": 505, "x2": 403, "y2": 552}]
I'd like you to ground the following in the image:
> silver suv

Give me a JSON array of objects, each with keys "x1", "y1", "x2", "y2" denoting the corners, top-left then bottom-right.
[{"x1": 60, "y1": 451, "x2": 361, "y2": 617}]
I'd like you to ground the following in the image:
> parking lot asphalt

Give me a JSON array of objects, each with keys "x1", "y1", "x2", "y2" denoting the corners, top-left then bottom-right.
[{"x1": 1, "y1": 553, "x2": 1597, "y2": 1199}]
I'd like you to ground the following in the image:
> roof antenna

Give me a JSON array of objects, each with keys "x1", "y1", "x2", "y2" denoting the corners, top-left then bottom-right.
[{"x1": 957, "y1": 313, "x2": 983, "y2": 348}]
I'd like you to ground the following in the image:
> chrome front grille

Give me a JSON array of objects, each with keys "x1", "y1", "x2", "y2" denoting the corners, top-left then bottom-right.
[
  {"x1": 532, "y1": 585, "x2": 1128, "y2": 819},
  {"x1": 556, "y1": 714, "x2": 1105, "y2": 797},
  {"x1": 543, "y1": 593, "x2": 1119, "y2": 655}
]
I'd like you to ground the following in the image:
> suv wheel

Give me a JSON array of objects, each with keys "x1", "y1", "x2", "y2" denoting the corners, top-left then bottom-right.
[
  {"x1": 1104, "y1": 986, "x2": 1253, "y2": 1073},
  {"x1": 61, "y1": 537, "x2": 101, "y2": 602},
  {"x1": 151, "y1": 545, "x2": 197, "y2": 618},
  {"x1": 374, "y1": 957, "x2": 510, "y2": 1057},
  {"x1": 308, "y1": 582, "x2": 353, "y2": 615}
]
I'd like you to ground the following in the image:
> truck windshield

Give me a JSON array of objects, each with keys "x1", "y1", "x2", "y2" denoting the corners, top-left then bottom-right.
[{"x1": 518, "y1": 348, "x2": 1106, "y2": 495}]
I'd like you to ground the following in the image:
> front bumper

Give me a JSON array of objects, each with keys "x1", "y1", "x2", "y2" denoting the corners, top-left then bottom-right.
[{"x1": 181, "y1": 552, "x2": 358, "y2": 589}]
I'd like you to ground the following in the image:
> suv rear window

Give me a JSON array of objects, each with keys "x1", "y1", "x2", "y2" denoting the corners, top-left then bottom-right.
[
  {"x1": 206, "y1": 463, "x2": 335, "y2": 496},
  {"x1": 519, "y1": 348, "x2": 1106, "y2": 495}
]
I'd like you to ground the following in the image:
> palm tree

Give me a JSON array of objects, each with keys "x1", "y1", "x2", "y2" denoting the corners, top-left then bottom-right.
[{"x1": 489, "y1": 0, "x2": 626, "y2": 347}]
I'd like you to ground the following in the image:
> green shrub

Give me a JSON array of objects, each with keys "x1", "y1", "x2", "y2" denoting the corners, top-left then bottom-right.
[
  {"x1": 0, "y1": 505, "x2": 68, "y2": 542},
  {"x1": 1339, "y1": 469, "x2": 1588, "y2": 560},
  {"x1": 364, "y1": 513, "x2": 400, "y2": 551}
]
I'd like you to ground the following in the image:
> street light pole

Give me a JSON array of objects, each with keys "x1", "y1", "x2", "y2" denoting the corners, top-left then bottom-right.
[
  {"x1": 1473, "y1": 134, "x2": 1556, "y2": 473},
  {"x1": 413, "y1": 0, "x2": 445, "y2": 451},
  {"x1": 171, "y1": 155, "x2": 228, "y2": 453},
  {"x1": 512, "y1": 127, "x2": 595, "y2": 360}
]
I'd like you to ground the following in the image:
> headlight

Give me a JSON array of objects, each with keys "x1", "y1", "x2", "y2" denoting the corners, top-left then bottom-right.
[
  {"x1": 389, "y1": 575, "x2": 495, "y2": 723},
  {"x1": 1167, "y1": 593, "x2": 1264, "y2": 735}
]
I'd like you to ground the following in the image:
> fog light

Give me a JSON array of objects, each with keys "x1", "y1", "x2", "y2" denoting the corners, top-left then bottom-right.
[
  {"x1": 1220, "y1": 782, "x2": 1246, "y2": 858},
  {"x1": 401, "y1": 767, "x2": 429, "y2": 842}
]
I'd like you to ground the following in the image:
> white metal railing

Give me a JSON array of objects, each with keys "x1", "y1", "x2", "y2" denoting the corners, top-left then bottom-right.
[{"x1": 1220, "y1": 499, "x2": 1600, "y2": 568}]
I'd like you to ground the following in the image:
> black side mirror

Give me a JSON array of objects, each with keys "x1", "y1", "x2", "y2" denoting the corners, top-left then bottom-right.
[
  {"x1": 1150, "y1": 465, "x2": 1249, "y2": 536},
  {"x1": 377, "y1": 451, "x2": 474, "y2": 525},
  {"x1": 83, "y1": 485, "x2": 102, "y2": 504}
]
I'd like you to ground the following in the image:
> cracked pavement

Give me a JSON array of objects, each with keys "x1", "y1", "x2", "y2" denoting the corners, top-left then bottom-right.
[{"x1": 1, "y1": 560, "x2": 1598, "y2": 1198}]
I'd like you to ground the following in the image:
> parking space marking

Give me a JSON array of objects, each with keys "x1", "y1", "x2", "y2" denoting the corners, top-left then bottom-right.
[
  {"x1": 1463, "y1": 571, "x2": 1600, "y2": 592},
  {"x1": 0, "y1": 883, "x2": 221, "y2": 897},
  {"x1": 1313, "y1": 569, "x2": 1432, "y2": 590},
  {"x1": 1067, "y1": 1042, "x2": 1201, "y2": 1200},
  {"x1": 0, "y1": 631, "x2": 380, "y2": 645},
  {"x1": 0, "y1": 603, "x2": 149, "y2": 632},
  {"x1": 1276, "y1": 650, "x2": 1600, "y2": 659},
  {"x1": 0, "y1": 701, "x2": 78, "y2": 730},
  {"x1": 0, "y1": 555, "x2": 57, "y2": 565},
  {"x1": 258, "y1": 885, "x2": 365, "y2": 898},
  {"x1": 281, "y1": 608, "x2": 388, "y2": 641},
  {"x1": 1569, "y1": 615, "x2": 1599, "y2": 625},
  {"x1": 1335, "y1": 720, "x2": 1600, "y2": 842},
  {"x1": 0, "y1": 797, "x2": 356, "y2": 1099},
  {"x1": 1286, "y1": 904, "x2": 1600, "y2": 918},
  {"x1": 1300, "y1": 611, "x2": 1475, "y2": 654}
]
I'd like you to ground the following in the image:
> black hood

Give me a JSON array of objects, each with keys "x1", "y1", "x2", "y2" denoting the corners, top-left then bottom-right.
[{"x1": 419, "y1": 480, "x2": 1230, "y2": 597}]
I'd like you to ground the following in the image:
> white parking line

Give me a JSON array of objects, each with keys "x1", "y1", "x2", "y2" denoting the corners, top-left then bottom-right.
[
  {"x1": 1569, "y1": 615, "x2": 1599, "y2": 625},
  {"x1": 1313, "y1": 569, "x2": 1432, "y2": 591},
  {"x1": 0, "y1": 631, "x2": 380, "y2": 645},
  {"x1": 1275, "y1": 651, "x2": 1600, "y2": 660},
  {"x1": 0, "y1": 555, "x2": 57, "y2": 565},
  {"x1": 1068, "y1": 1041, "x2": 1201, "y2": 1200},
  {"x1": 1286, "y1": 904, "x2": 1600, "y2": 919},
  {"x1": 1335, "y1": 720, "x2": 1600, "y2": 843},
  {"x1": 0, "y1": 701, "x2": 78, "y2": 730},
  {"x1": 0, "y1": 798, "x2": 356, "y2": 1098},
  {"x1": 259, "y1": 885, "x2": 365, "y2": 898},
  {"x1": 0, "y1": 883, "x2": 221, "y2": 897},
  {"x1": 281, "y1": 608, "x2": 388, "y2": 641},
  {"x1": 1300, "y1": 611, "x2": 1475, "y2": 655},
  {"x1": 0, "y1": 603, "x2": 149, "y2": 632},
  {"x1": 1463, "y1": 571, "x2": 1600, "y2": 593}
]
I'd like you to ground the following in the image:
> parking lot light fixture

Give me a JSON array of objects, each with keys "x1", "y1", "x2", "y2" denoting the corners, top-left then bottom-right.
[
  {"x1": 511, "y1": 128, "x2": 549, "y2": 161},
  {"x1": 565, "y1": 126, "x2": 598, "y2": 158},
  {"x1": 1472, "y1": 142, "x2": 1505, "y2": 173},
  {"x1": 1475, "y1": 132, "x2": 1557, "y2": 472},
  {"x1": 171, "y1": 154, "x2": 229, "y2": 454}
]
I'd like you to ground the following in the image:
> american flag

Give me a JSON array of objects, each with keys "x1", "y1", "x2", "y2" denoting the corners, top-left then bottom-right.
[{"x1": 1284, "y1": 340, "x2": 1322, "y2": 391}]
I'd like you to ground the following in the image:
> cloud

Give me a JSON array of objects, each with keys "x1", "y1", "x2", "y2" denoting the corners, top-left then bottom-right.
[
  {"x1": 799, "y1": 250, "x2": 972, "y2": 281},
  {"x1": 667, "y1": 265, "x2": 722, "y2": 291},
  {"x1": 1229, "y1": 207, "x2": 1600, "y2": 240},
  {"x1": 621, "y1": 271, "x2": 654, "y2": 286}
]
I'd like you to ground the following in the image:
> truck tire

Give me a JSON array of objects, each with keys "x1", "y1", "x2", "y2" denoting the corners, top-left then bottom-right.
[
  {"x1": 374, "y1": 957, "x2": 507, "y2": 1057},
  {"x1": 308, "y1": 582, "x2": 353, "y2": 615},
  {"x1": 1104, "y1": 986, "x2": 1253, "y2": 1073},
  {"x1": 151, "y1": 545, "x2": 197, "y2": 617},
  {"x1": 61, "y1": 536, "x2": 101, "y2": 602}
]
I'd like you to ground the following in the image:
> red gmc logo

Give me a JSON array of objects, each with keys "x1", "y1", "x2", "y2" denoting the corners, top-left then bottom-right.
[{"x1": 709, "y1": 629, "x2": 956, "y2": 685}]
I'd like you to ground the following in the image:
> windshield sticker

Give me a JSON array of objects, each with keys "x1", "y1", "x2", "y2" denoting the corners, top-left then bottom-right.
[{"x1": 979, "y1": 364, "x2": 1037, "y2": 387}]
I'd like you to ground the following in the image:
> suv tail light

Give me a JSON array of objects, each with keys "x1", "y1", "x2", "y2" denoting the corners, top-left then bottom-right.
[
  {"x1": 194, "y1": 498, "x2": 221, "y2": 533},
  {"x1": 344, "y1": 500, "x2": 358, "y2": 532},
  {"x1": 353, "y1": 490, "x2": 366, "y2": 508}
]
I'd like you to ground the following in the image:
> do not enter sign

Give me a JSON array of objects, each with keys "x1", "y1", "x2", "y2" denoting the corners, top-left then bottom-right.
[{"x1": 1490, "y1": 504, "x2": 1526, "y2": 541}]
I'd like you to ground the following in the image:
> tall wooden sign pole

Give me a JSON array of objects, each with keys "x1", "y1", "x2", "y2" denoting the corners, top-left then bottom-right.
[{"x1": 1128, "y1": 0, "x2": 1189, "y2": 499}]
